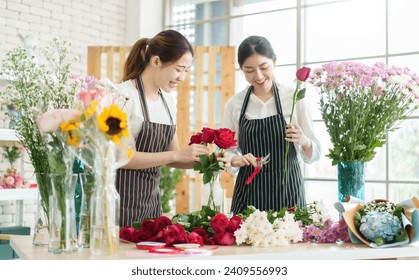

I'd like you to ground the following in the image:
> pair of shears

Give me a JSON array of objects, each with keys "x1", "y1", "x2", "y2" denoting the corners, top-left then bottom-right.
[{"x1": 245, "y1": 153, "x2": 271, "y2": 185}]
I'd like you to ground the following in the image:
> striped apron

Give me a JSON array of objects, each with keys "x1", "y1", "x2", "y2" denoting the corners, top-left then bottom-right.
[
  {"x1": 230, "y1": 83, "x2": 305, "y2": 214},
  {"x1": 116, "y1": 77, "x2": 176, "y2": 227}
]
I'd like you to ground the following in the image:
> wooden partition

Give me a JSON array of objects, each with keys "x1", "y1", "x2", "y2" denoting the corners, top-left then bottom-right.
[{"x1": 87, "y1": 45, "x2": 236, "y2": 214}]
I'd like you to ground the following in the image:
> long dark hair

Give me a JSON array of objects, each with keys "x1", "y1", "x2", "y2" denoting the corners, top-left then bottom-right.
[
  {"x1": 237, "y1": 35, "x2": 277, "y2": 68},
  {"x1": 122, "y1": 29, "x2": 194, "y2": 82}
]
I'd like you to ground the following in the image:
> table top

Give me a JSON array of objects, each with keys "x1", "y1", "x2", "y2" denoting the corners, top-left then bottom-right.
[{"x1": 10, "y1": 235, "x2": 419, "y2": 260}]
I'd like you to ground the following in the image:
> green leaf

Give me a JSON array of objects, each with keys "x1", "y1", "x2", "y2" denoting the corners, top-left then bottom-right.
[
  {"x1": 296, "y1": 88, "x2": 306, "y2": 100},
  {"x1": 203, "y1": 171, "x2": 213, "y2": 184},
  {"x1": 200, "y1": 155, "x2": 210, "y2": 168}
]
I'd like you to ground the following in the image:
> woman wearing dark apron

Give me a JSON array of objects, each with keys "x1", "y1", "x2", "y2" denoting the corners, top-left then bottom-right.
[
  {"x1": 223, "y1": 36, "x2": 321, "y2": 214},
  {"x1": 117, "y1": 30, "x2": 208, "y2": 227}
]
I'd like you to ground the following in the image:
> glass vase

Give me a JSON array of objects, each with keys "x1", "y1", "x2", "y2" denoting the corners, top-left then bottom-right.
[
  {"x1": 48, "y1": 174, "x2": 78, "y2": 254},
  {"x1": 201, "y1": 173, "x2": 224, "y2": 212},
  {"x1": 32, "y1": 191, "x2": 50, "y2": 246},
  {"x1": 32, "y1": 172, "x2": 51, "y2": 246},
  {"x1": 337, "y1": 161, "x2": 365, "y2": 202},
  {"x1": 90, "y1": 169, "x2": 120, "y2": 255},
  {"x1": 77, "y1": 172, "x2": 95, "y2": 248}
]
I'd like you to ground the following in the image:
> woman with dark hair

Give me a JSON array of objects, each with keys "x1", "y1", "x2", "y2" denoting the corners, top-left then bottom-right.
[
  {"x1": 223, "y1": 35, "x2": 321, "y2": 214},
  {"x1": 117, "y1": 30, "x2": 208, "y2": 227}
]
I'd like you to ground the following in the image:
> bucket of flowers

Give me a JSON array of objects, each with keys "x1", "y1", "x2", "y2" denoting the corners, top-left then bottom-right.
[{"x1": 336, "y1": 197, "x2": 419, "y2": 248}]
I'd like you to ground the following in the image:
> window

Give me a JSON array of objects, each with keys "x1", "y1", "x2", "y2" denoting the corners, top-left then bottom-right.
[{"x1": 166, "y1": 0, "x2": 419, "y2": 219}]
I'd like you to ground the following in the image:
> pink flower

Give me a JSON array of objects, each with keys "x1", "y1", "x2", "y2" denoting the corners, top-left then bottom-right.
[
  {"x1": 37, "y1": 109, "x2": 82, "y2": 134},
  {"x1": 5, "y1": 176, "x2": 15, "y2": 186}
]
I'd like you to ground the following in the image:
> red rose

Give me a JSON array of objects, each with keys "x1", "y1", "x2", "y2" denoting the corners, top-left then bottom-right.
[
  {"x1": 214, "y1": 128, "x2": 237, "y2": 149},
  {"x1": 154, "y1": 216, "x2": 172, "y2": 232},
  {"x1": 201, "y1": 127, "x2": 216, "y2": 144},
  {"x1": 186, "y1": 232, "x2": 204, "y2": 246},
  {"x1": 189, "y1": 132, "x2": 203, "y2": 145},
  {"x1": 288, "y1": 207, "x2": 296, "y2": 213},
  {"x1": 161, "y1": 224, "x2": 187, "y2": 245},
  {"x1": 225, "y1": 216, "x2": 243, "y2": 233},
  {"x1": 141, "y1": 219, "x2": 156, "y2": 234},
  {"x1": 211, "y1": 213, "x2": 229, "y2": 233},
  {"x1": 133, "y1": 229, "x2": 153, "y2": 243},
  {"x1": 213, "y1": 231, "x2": 235, "y2": 245},
  {"x1": 204, "y1": 237, "x2": 216, "y2": 245},
  {"x1": 296, "y1": 66, "x2": 311, "y2": 82},
  {"x1": 192, "y1": 227, "x2": 208, "y2": 238},
  {"x1": 119, "y1": 226, "x2": 135, "y2": 242}
]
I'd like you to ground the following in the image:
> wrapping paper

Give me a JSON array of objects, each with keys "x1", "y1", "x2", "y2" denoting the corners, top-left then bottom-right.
[{"x1": 334, "y1": 197, "x2": 419, "y2": 248}]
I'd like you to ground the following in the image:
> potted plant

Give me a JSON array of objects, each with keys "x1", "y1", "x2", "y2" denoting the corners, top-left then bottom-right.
[{"x1": 159, "y1": 165, "x2": 182, "y2": 215}]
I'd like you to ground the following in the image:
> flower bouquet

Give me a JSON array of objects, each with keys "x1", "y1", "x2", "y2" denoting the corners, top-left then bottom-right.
[
  {"x1": 189, "y1": 127, "x2": 237, "y2": 211},
  {"x1": 335, "y1": 197, "x2": 419, "y2": 248},
  {"x1": 309, "y1": 61, "x2": 419, "y2": 166},
  {"x1": 120, "y1": 208, "x2": 243, "y2": 247},
  {"x1": 0, "y1": 166, "x2": 25, "y2": 189}
]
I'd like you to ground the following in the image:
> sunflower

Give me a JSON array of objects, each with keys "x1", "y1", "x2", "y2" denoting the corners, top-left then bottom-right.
[
  {"x1": 96, "y1": 104, "x2": 129, "y2": 143},
  {"x1": 60, "y1": 121, "x2": 80, "y2": 146}
]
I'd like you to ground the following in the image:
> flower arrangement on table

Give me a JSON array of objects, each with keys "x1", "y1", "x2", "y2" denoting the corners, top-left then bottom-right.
[
  {"x1": 119, "y1": 201, "x2": 351, "y2": 248},
  {"x1": 336, "y1": 197, "x2": 419, "y2": 248},
  {"x1": 309, "y1": 61, "x2": 419, "y2": 165},
  {"x1": 0, "y1": 37, "x2": 80, "y2": 226},
  {"x1": 0, "y1": 166, "x2": 26, "y2": 189},
  {"x1": 36, "y1": 78, "x2": 135, "y2": 254},
  {"x1": 189, "y1": 127, "x2": 237, "y2": 210}
]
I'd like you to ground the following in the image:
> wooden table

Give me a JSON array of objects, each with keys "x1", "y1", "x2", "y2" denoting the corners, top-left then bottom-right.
[{"x1": 10, "y1": 235, "x2": 419, "y2": 260}]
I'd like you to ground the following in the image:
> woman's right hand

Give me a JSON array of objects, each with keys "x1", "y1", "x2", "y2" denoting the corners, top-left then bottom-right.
[
  {"x1": 231, "y1": 153, "x2": 258, "y2": 167},
  {"x1": 175, "y1": 144, "x2": 209, "y2": 163}
]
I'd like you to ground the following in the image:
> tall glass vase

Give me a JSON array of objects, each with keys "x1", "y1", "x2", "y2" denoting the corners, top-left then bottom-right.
[
  {"x1": 32, "y1": 191, "x2": 50, "y2": 246},
  {"x1": 48, "y1": 174, "x2": 78, "y2": 254},
  {"x1": 201, "y1": 173, "x2": 224, "y2": 212},
  {"x1": 77, "y1": 172, "x2": 95, "y2": 248},
  {"x1": 32, "y1": 172, "x2": 51, "y2": 246},
  {"x1": 337, "y1": 161, "x2": 365, "y2": 202},
  {"x1": 90, "y1": 168, "x2": 120, "y2": 255}
]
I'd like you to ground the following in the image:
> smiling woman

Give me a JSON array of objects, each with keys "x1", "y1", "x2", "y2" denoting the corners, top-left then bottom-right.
[{"x1": 115, "y1": 29, "x2": 210, "y2": 228}]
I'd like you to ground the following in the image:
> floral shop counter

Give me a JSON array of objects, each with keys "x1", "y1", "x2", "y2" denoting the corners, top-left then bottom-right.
[{"x1": 9, "y1": 234, "x2": 419, "y2": 260}]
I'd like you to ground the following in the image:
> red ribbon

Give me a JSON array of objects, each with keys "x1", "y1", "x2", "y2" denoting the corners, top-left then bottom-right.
[{"x1": 246, "y1": 165, "x2": 262, "y2": 185}]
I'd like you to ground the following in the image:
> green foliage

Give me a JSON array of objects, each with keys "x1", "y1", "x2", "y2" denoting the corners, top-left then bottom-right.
[
  {"x1": 193, "y1": 153, "x2": 225, "y2": 184},
  {"x1": 159, "y1": 165, "x2": 182, "y2": 213},
  {"x1": 172, "y1": 205, "x2": 219, "y2": 236},
  {"x1": 2, "y1": 145, "x2": 21, "y2": 166}
]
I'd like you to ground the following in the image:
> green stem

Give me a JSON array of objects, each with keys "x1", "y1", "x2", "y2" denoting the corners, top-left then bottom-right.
[{"x1": 282, "y1": 82, "x2": 299, "y2": 185}]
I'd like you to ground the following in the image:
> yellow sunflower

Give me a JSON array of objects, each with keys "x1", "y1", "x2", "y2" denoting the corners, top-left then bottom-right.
[
  {"x1": 60, "y1": 121, "x2": 80, "y2": 146},
  {"x1": 96, "y1": 104, "x2": 129, "y2": 144}
]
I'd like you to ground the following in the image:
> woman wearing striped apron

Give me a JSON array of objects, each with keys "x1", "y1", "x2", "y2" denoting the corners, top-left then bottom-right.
[
  {"x1": 116, "y1": 30, "x2": 208, "y2": 227},
  {"x1": 223, "y1": 36, "x2": 321, "y2": 214}
]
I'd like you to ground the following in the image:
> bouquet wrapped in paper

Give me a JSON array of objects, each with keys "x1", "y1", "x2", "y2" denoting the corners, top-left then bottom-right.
[{"x1": 334, "y1": 197, "x2": 419, "y2": 248}]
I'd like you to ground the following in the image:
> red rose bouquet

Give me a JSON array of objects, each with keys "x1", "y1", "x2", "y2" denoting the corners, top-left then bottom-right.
[
  {"x1": 119, "y1": 211, "x2": 243, "y2": 246},
  {"x1": 189, "y1": 127, "x2": 237, "y2": 184}
]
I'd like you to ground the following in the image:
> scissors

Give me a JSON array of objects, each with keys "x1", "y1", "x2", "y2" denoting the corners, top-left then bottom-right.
[{"x1": 246, "y1": 153, "x2": 271, "y2": 185}]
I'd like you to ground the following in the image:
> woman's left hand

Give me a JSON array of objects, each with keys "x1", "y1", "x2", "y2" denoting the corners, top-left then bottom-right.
[{"x1": 285, "y1": 123, "x2": 311, "y2": 148}]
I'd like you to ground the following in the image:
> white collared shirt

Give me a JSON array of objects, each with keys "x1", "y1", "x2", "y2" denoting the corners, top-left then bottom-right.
[{"x1": 222, "y1": 82, "x2": 321, "y2": 171}]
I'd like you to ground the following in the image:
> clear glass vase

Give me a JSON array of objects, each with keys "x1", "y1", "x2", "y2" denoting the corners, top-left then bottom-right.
[
  {"x1": 32, "y1": 172, "x2": 51, "y2": 246},
  {"x1": 337, "y1": 161, "x2": 365, "y2": 202},
  {"x1": 90, "y1": 169, "x2": 120, "y2": 255},
  {"x1": 32, "y1": 191, "x2": 50, "y2": 246},
  {"x1": 201, "y1": 173, "x2": 224, "y2": 212},
  {"x1": 77, "y1": 172, "x2": 95, "y2": 248},
  {"x1": 48, "y1": 173, "x2": 78, "y2": 254}
]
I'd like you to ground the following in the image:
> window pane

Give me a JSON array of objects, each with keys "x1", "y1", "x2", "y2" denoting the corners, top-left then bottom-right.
[
  {"x1": 388, "y1": 0, "x2": 419, "y2": 54},
  {"x1": 389, "y1": 119, "x2": 419, "y2": 181},
  {"x1": 389, "y1": 183, "x2": 419, "y2": 203},
  {"x1": 305, "y1": 0, "x2": 386, "y2": 61},
  {"x1": 230, "y1": 10, "x2": 296, "y2": 65},
  {"x1": 231, "y1": 0, "x2": 296, "y2": 16},
  {"x1": 171, "y1": 0, "x2": 227, "y2": 24},
  {"x1": 178, "y1": 22, "x2": 228, "y2": 46}
]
